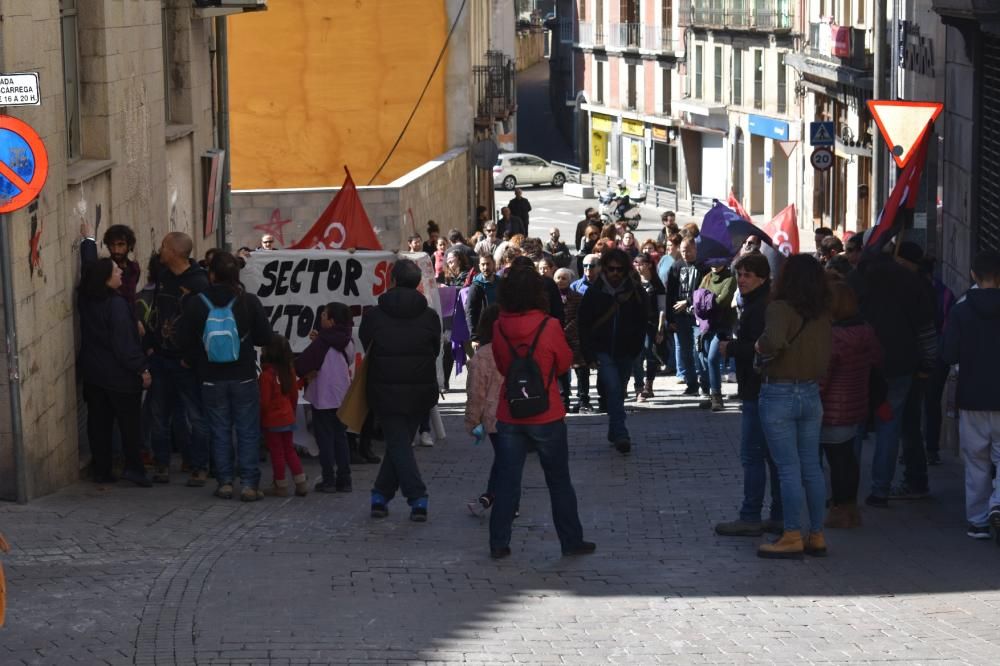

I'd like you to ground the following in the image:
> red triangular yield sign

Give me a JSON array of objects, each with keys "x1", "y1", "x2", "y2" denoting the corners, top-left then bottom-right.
[{"x1": 867, "y1": 100, "x2": 943, "y2": 169}]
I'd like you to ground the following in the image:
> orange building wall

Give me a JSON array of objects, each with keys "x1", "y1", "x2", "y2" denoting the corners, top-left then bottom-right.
[{"x1": 228, "y1": 0, "x2": 449, "y2": 189}]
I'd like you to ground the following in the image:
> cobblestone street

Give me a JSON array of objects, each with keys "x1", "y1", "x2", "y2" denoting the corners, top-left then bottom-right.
[{"x1": 2, "y1": 375, "x2": 999, "y2": 665}]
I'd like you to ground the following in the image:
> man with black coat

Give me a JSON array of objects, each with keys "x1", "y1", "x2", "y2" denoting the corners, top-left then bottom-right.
[
  {"x1": 180, "y1": 251, "x2": 273, "y2": 501},
  {"x1": 578, "y1": 249, "x2": 649, "y2": 455},
  {"x1": 146, "y1": 232, "x2": 211, "y2": 487},
  {"x1": 848, "y1": 247, "x2": 936, "y2": 506},
  {"x1": 360, "y1": 258, "x2": 441, "y2": 522},
  {"x1": 508, "y1": 188, "x2": 532, "y2": 229},
  {"x1": 714, "y1": 252, "x2": 783, "y2": 536},
  {"x1": 496, "y1": 207, "x2": 526, "y2": 240}
]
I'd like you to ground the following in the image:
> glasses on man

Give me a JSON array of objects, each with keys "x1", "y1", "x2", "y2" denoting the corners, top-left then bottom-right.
[
  {"x1": 582, "y1": 263, "x2": 594, "y2": 269},
  {"x1": 485, "y1": 227, "x2": 497, "y2": 233}
]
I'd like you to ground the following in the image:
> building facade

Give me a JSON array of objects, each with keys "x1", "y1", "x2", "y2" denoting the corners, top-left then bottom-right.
[{"x1": 0, "y1": 0, "x2": 250, "y2": 501}]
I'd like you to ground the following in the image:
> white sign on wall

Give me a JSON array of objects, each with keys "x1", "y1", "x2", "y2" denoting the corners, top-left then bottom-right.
[{"x1": 0, "y1": 73, "x2": 40, "y2": 107}]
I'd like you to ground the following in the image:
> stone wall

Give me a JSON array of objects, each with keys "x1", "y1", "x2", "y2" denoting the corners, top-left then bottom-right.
[
  {"x1": 230, "y1": 148, "x2": 471, "y2": 253},
  {"x1": 0, "y1": 1, "x2": 221, "y2": 500},
  {"x1": 516, "y1": 28, "x2": 547, "y2": 71}
]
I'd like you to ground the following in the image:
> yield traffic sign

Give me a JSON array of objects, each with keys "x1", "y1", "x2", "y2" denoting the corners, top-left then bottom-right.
[
  {"x1": 867, "y1": 100, "x2": 943, "y2": 169},
  {"x1": 0, "y1": 115, "x2": 48, "y2": 214}
]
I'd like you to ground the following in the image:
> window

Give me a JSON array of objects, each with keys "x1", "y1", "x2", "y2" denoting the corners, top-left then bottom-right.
[
  {"x1": 661, "y1": 67, "x2": 671, "y2": 114},
  {"x1": 627, "y1": 64, "x2": 637, "y2": 109},
  {"x1": 753, "y1": 49, "x2": 763, "y2": 110},
  {"x1": 777, "y1": 52, "x2": 787, "y2": 114},
  {"x1": 714, "y1": 46, "x2": 723, "y2": 103},
  {"x1": 596, "y1": 61, "x2": 605, "y2": 103},
  {"x1": 60, "y1": 0, "x2": 81, "y2": 160},
  {"x1": 732, "y1": 48, "x2": 743, "y2": 106},
  {"x1": 695, "y1": 45, "x2": 703, "y2": 99}
]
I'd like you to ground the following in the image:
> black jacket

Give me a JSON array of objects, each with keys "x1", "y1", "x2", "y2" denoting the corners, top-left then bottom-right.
[
  {"x1": 665, "y1": 260, "x2": 705, "y2": 323},
  {"x1": 942, "y1": 288, "x2": 1000, "y2": 411},
  {"x1": 508, "y1": 197, "x2": 532, "y2": 227},
  {"x1": 848, "y1": 254, "x2": 936, "y2": 378},
  {"x1": 497, "y1": 215, "x2": 526, "y2": 239},
  {"x1": 359, "y1": 287, "x2": 441, "y2": 416},
  {"x1": 78, "y1": 291, "x2": 149, "y2": 393},
  {"x1": 578, "y1": 274, "x2": 648, "y2": 361},
  {"x1": 148, "y1": 261, "x2": 210, "y2": 358},
  {"x1": 179, "y1": 284, "x2": 273, "y2": 382},
  {"x1": 727, "y1": 282, "x2": 769, "y2": 401}
]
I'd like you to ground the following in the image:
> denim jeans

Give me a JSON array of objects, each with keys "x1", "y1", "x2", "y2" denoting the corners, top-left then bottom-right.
[
  {"x1": 631, "y1": 332, "x2": 659, "y2": 391},
  {"x1": 759, "y1": 382, "x2": 826, "y2": 533},
  {"x1": 148, "y1": 355, "x2": 209, "y2": 471},
  {"x1": 489, "y1": 420, "x2": 585, "y2": 552},
  {"x1": 700, "y1": 331, "x2": 726, "y2": 394},
  {"x1": 738, "y1": 399, "x2": 783, "y2": 523},
  {"x1": 674, "y1": 315, "x2": 707, "y2": 391},
  {"x1": 312, "y1": 408, "x2": 350, "y2": 485},
  {"x1": 901, "y1": 376, "x2": 929, "y2": 491},
  {"x1": 870, "y1": 375, "x2": 913, "y2": 498},
  {"x1": 202, "y1": 378, "x2": 261, "y2": 488},
  {"x1": 596, "y1": 353, "x2": 635, "y2": 442},
  {"x1": 373, "y1": 412, "x2": 427, "y2": 503}
]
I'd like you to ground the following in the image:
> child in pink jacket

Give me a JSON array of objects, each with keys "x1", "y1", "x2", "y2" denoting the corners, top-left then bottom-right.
[{"x1": 464, "y1": 305, "x2": 504, "y2": 516}]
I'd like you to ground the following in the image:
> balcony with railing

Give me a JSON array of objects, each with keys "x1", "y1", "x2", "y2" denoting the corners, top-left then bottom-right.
[
  {"x1": 577, "y1": 21, "x2": 606, "y2": 47},
  {"x1": 679, "y1": 1, "x2": 794, "y2": 31},
  {"x1": 558, "y1": 17, "x2": 575, "y2": 44},
  {"x1": 474, "y1": 51, "x2": 516, "y2": 125},
  {"x1": 608, "y1": 22, "x2": 642, "y2": 49},
  {"x1": 642, "y1": 24, "x2": 677, "y2": 52}
]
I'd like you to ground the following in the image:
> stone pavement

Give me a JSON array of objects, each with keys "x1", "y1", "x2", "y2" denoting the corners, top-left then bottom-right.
[{"x1": 1, "y1": 374, "x2": 999, "y2": 665}]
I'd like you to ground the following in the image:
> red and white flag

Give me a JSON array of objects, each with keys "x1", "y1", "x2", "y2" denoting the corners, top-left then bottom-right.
[
  {"x1": 727, "y1": 190, "x2": 751, "y2": 221},
  {"x1": 291, "y1": 167, "x2": 382, "y2": 250},
  {"x1": 864, "y1": 129, "x2": 931, "y2": 254},
  {"x1": 761, "y1": 204, "x2": 799, "y2": 256}
]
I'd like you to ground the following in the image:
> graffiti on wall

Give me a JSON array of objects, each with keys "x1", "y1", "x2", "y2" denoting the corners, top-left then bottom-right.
[
  {"x1": 253, "y1": 208, "x2": 293, "y2": 246},
  {"x1": 28, "y1": 201, "x2": 42, "y2": 278}
]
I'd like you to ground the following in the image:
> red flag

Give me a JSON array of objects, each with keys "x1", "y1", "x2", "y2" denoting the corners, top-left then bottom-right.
[
  {"x1": 864, "y1": 129, "x2": 930, "y2": 254},
  {"x1": 761, "y1": 204, "x2": 799, "y2": 256},
  {"x1": 727, "y1": 190, "x2": 751, "y2": 221},
  {"x1": 291, "y1": 167, "x2": 382, "y2": 250}
]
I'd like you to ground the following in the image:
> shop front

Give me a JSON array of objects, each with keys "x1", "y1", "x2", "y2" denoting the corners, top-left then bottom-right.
[
  {"x1": 590, "y1": 113, "x2": 613, "y2": 175},
  {"x1": 620, "y1": 118, "x2": 646, "y2": 186}
]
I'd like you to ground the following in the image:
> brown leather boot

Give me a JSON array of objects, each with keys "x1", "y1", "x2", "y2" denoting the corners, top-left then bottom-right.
[
  {"x1": 824, "y1": 505, "x2": 852, "y2": 529},
  {"x1": 293, "y1": 473, "x2": 308, "y2": 497},
  {"x1": 757, "y1": 530, "x2": 804, "y2": 559},
  {"x1": 804, "y1": 531, "x2": 828, "y2": 557},
  {"x1": 263, "y1": 479, "x2": 288, "y2": 497}
]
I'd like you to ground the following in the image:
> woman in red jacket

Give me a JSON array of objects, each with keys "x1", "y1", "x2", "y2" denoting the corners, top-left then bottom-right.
[
  {"x1": 489, "y1": 267, "x2": 596, "y2": 560},
  {"x1": 820, "y1": 280, "x2": 883, "y2": 528}
]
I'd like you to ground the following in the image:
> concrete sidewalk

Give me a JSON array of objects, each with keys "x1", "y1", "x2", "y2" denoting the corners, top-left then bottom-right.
[{"x1": 1, "y1": 374, "x2": 998, "y2": 665}]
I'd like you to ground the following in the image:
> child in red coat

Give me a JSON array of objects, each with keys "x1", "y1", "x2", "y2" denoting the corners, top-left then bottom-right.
[{"x1": 259, "y1": 335, "x2": 307, "y2": 497}]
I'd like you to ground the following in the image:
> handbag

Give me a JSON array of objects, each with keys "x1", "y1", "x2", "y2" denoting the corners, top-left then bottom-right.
[{"x1": 337, "y1": 345, "x2": 370, "y2": 434}]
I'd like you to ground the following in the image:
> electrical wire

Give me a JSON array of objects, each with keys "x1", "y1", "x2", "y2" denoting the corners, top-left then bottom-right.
[{"x1": 367, "y1": 0, "x2": 469, "y2": 185}]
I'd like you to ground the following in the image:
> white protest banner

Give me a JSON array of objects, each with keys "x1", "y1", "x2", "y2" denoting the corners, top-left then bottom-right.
[{"x1": 242, "y1": 250, "x2": 440, "y2": 352}]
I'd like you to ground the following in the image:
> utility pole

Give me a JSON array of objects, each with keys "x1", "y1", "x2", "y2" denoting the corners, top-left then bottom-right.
[{"x1": 871, "y1": 0, "x2": 886, "y2": 224}]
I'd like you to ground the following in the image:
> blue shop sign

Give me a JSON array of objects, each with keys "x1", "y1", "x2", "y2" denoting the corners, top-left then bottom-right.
[{"x1": 748, "y1": 115, "x2": 789, "y2": 141}]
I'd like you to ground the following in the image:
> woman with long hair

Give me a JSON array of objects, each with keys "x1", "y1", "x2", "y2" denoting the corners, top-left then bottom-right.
[
  {"x1": 78, "y1": 258, "x2": 152, "y2": 486},
  {"x1": 755, "y1": 254, "x2": 832, "y2": 559},
  {"x1": 489, "y1": 267, "x2": 595, "y2": 559}
]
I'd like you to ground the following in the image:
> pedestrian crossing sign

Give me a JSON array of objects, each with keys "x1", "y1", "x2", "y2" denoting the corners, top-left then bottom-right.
[{"x1": 810, "y1": 121, "x2": 835, "y2": 146}]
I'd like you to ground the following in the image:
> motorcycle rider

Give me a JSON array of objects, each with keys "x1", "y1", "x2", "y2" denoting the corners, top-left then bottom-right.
[{"x1": 613, "y1": 180, "x2": 631, "y2": 220}]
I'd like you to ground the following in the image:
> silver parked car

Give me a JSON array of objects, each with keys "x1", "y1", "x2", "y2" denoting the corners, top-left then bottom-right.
[{"x1": 492, "y1": 153, "x2": 567, "y2": 190}]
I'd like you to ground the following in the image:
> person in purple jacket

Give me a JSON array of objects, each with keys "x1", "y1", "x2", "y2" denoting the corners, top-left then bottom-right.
[{"x1": 295, "y1": 302, "x2": 356, "y2": 493}]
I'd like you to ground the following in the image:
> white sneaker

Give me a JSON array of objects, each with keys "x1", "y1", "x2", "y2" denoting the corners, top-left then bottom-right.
[{"x1": 419, "y1": 431, "x2": 435, "y2": 447}]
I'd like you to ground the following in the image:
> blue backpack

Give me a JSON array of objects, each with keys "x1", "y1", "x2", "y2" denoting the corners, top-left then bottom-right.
[{"x1": 199, "y1": 293, "x2": 242, "y2": 363}]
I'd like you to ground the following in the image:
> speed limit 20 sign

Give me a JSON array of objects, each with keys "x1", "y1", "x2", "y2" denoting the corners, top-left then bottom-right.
[{"x1": 810, "y1": 147, "x2": 834, "y2": 171}]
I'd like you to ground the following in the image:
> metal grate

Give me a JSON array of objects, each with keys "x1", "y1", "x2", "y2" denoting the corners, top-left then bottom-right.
[{"x1": 979, "y1": 40, "x2": 1000, "y2": 252}]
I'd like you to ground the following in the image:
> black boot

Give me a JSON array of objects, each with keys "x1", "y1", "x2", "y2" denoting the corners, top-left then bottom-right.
[{"x1": 348, "y1": 434, "x2": 365, "y2": 465}]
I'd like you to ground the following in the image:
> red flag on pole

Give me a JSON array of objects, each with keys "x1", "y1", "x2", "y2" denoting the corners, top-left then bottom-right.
[
  {"x1": 727, "y1": 190, "x2": 751, "y2": 221},
  {"x1": 864, "y1": 128, "x2": 931, "y2": 254},
  {"x1": 291, "y1": 167, "x2": 382, "y2": 250},
  {"x1": 761, "y1": 204, "x2": 799, "y2": 256}
]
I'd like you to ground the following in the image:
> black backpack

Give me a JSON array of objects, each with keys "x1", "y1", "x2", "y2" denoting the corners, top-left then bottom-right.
[{"x1": 501, "y1": 318, "x2": 554, "y2": 419}]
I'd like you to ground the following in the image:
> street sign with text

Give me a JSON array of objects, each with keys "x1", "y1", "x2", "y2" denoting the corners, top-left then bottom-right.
[{"x1": 0, "y1": 73, "x2": 40, "y2": 107}]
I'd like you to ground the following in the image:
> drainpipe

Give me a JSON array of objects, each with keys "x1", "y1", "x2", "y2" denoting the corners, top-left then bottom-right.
[
  {"x1": 215, "y1": 16, "x2": 231, "y2": 250},
  {"x1": 871, "y1": 0, "x2": 886, "y2": 224},
  {"x1": 0, "y1": 217, "x2": 28, "y2": 504}
]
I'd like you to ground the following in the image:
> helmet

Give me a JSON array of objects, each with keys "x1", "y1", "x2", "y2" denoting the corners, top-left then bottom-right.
[{"x1": 617, "y1": 179, "x2": 626, "y2": 187}]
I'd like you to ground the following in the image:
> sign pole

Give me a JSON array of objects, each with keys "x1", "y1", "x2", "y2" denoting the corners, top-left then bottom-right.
[{"x1": 0, "y1": 213, "x2": 28, "y2": 503}]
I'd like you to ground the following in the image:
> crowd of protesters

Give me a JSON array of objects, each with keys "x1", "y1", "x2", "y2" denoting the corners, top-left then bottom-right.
[{"x1": 76, "y1": 189, "x2": 1000, "y2": 560}]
